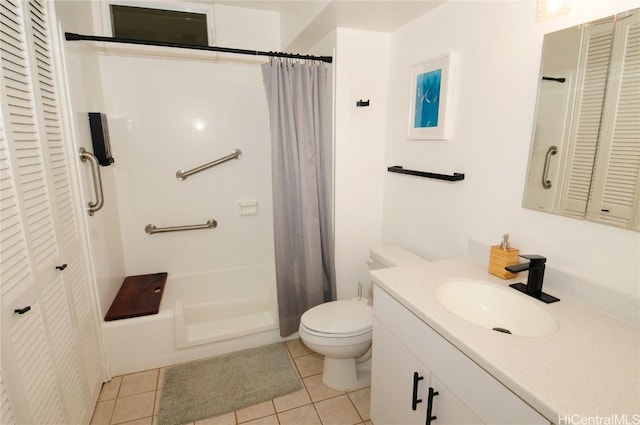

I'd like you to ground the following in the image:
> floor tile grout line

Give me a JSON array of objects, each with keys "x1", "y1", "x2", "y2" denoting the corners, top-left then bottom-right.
[
  {"x1": 310, "y1": 398, "x2": 323, "y2": 425},
  {"x1": 273, "y1": 399, "x2": 282, "y2": 425},
  {"x1": 104, "y1": 383, "x2": 369, "y2": 425},
  {"x1": 107, "y1": 397, "x2": 117, "y2": 425},
  {"x1": 107, "y1": 377, "x2": 122, "y2": 425},
  {"x1": 346, "y1": 390, "x2": 365, "y2": 424},
  {"x1": 152, "y1": 386, "x2": 159, "y2": 423},
  {"x1": 271, "y1": 399, "x2": 277, "y2": 424},
  {"x1": 109, "y1": 389, "x2": 158, "y2": 425},
  {"x1": 104, "y1": 378, "x2": 368, "y2": 425},
  {"x1": 99, "y1": 340, "x2": 369, "y2": 425}
]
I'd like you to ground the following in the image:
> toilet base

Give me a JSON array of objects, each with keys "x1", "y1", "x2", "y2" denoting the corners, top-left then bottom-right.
[{"x1": 322, "y1": 357, "x2": 371, "y2": 391}]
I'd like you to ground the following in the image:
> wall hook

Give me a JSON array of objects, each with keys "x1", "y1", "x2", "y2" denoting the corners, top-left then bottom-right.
[{"x1": 356, "y1": 99, "x2": 370, "y2": 107}]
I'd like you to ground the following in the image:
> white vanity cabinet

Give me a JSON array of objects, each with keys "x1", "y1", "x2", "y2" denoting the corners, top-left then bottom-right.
[
  {"x1": 372, "y1": 317, "x2": 482, "y2": 424},
  {"x1": 371, "y1": 285, "x2": 550, "y2": 425}
]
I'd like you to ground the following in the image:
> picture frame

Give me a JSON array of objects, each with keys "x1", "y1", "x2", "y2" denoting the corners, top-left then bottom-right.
[{"x1": 408, "y1": 53, "x2": 457, "y2": 140}]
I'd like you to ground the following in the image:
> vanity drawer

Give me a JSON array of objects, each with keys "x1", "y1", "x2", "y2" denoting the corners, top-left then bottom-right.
[{"x1": 373, "y1": 285, "x2": 549, "y2": 425}]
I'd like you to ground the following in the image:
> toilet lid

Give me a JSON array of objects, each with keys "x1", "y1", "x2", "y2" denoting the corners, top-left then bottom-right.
[{"x1": 301, "y1": 300, "x2": 372, "y2": 335}]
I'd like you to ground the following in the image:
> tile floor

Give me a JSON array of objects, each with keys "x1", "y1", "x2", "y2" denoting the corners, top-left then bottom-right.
[{"x1": 91, "y1": 339, "x2": 372, "y2": 425}]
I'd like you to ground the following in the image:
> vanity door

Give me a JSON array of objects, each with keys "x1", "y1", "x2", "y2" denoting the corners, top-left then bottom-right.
[
  {"x1": 371, "y1": 317, "x2": 482, "y2": 424},
  {"x1": 429, "y1": 374, "x2": 483, "y2": 425},
  {"x1": 371, "y1": 285, "x2": 550, "y2": 425},
  {"x1": 371, "y1": 317, "x2": 430, "y2": 424}
]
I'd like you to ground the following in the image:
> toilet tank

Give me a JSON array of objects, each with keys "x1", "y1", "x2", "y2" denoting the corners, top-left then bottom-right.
[{"x1": 367, "y1": 246, "x2": 428, "y2": 270}]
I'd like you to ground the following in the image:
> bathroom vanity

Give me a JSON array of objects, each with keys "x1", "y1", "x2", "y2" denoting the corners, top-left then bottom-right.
[{"x1": 369, "y1": 257, "x2": 639, "y2": 424}]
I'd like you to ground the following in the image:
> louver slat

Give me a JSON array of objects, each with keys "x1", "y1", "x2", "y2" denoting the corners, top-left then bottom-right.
[
  {"x1": 27, "y1": 0, "x2": 78, "y2": 245},
  {"x1": 42, "y1": 277, "x2": 87, "y2": 425},
  {"x1": 1, "y1": 0, "x2": 58, "y2": 272},
  {"x1": 68, "y1": 251, "x2": 103, "y2": 387},
  {"x1": 0, "y1": 373, "x2": 17, "y2": 425},
  {"x1": 1, "y1": 1, "x2": 92, "y2": 423},
  {"x1": 560, "y1": 25, "x2": 614, "y2": 217},
  {"x1": 0, "y1": 123, "x2": 34, "y2": 303},
  {"x1": 597, "y1": 20, "x2": 640, "y2": 226},
  {"x1": 10, "y1": 303, "x2": 65, "y2": 424}
]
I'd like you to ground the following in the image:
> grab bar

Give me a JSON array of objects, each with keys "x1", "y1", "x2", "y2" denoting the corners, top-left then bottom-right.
[
  {"x1": 79, "y1": 148, "x2": 104, "y2": 216},
  {"x1": 145, "y1": 219, "x2": 217, "y2": 235},
  {"x1": 176, "y1": 149, "x2": 242, "y2": 181},
  {"x1": 541, "y1": 145, "x2": 558, "y2": 189}
]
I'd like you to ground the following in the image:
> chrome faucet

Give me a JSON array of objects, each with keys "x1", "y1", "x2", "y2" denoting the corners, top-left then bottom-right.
[{"x1": 505, "y1": 255, "x2": 560, "y2": 303}]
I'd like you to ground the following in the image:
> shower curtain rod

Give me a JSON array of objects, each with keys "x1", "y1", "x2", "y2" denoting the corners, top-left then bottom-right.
[{"x1": 64, "y1": 32, "x2": 333, "y2": 63}]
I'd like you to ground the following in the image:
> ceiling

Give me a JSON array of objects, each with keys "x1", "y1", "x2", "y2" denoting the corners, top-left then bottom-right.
[
  {"x1": 213, "y1": 1, "x2": 318, "y2": 13},
  {"x1": 212, "y1": 0, "x2": 444, "y2": 33}
]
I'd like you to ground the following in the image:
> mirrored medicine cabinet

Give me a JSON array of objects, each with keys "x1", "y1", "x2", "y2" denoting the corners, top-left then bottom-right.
[{"x1": 523, "y1": 7, "x2": 640, "y2": 231}]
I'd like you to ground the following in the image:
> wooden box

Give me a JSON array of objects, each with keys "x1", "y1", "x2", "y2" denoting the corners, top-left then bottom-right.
[{"x1": 488, "y1": 245, "x2": 520, "y2": 279}]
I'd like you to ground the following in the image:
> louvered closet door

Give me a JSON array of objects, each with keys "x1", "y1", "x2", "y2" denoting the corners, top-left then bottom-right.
[
  {"x1": 558, "y1": 19, "x2": 615, "y2": 218},
  {"x1": 1, "y1": 1, "x2": 102, "y2": 423},
  {"x1": 586, "y1": 11, "x2": 640, "y2": 229},
  {"x1": 1, "y1": 372, "x2": 18, "y2": 425},
  {"x1": 25, "y1": 0, "x2": 104, "y2": 399},
  {"x1": 0, "y1": 111, "x2": 66, "y2": 424}
]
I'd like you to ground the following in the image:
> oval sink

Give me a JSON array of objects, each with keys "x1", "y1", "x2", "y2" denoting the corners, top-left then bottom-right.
[{"x1": 436, "y1": 279, "x2": 558, "y2": 337}]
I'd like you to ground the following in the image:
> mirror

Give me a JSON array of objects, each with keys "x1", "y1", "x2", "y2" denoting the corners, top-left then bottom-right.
[{"x1": 523, "y1": 8, "x2": 640, "y2": 231}]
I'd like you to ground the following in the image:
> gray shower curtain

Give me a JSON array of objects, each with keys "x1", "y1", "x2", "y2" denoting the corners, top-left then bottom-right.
[{"x1": 262, "y1": 58, "x2": 336, "y2": 337}]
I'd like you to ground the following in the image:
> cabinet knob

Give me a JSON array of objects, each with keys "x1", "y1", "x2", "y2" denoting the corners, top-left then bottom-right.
[
  {"x1": 55, "y1": 263, "x2": 68, "y2": 271},
  {"x1": 412, "y1": 372, "x2": 424, "y2": 410},
  {"x1": 426, "y1": 387, "x2": 439, "y2": 425}
]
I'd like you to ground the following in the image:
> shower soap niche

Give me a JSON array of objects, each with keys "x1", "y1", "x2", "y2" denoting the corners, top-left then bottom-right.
[
  {"x1": 239, "y1": 201, "x2": 258, "y2": 216},
  {"x1": 105, "y1": 272, "x2": 167, "y2": 321}
]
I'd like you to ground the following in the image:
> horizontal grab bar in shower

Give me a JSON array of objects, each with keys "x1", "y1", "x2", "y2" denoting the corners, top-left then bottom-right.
[
  {"x1": 176, "y1": 149, "x2": 242, "y2": 181},
  {"x1": 145, "y1": 219, "x2": 217, "y2": 235}
]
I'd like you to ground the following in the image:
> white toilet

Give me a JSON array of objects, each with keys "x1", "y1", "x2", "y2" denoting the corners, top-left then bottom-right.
[{"x1": 298, "y1": 246, "x2": 427, "y2": 390}]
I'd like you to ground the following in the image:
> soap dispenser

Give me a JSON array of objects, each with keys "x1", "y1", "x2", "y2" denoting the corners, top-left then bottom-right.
[{"x1": 488, "y1": 234, "x2": 519, "y2": 279}]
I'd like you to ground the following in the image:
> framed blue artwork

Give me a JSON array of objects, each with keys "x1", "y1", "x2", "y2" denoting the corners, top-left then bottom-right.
[{"x1": 408, "y1": 53, "x2": 457, "y2": 140}]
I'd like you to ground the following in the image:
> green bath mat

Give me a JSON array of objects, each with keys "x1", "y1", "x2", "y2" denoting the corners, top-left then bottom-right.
[{"x1": 158, "y1": 343, "x2": 302, "y2": 425}]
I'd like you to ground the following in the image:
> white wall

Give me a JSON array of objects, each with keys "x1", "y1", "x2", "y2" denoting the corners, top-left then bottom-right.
[
  {"x1": 56, "y1": 2, "x2": 280, "y2": 316},
  {"x1": 383, "y1": 1, "x2": 640, "y2": 302},
  {"x1": 213, "y1": 3, "x2": 280, "y2": 52},
  {"x1": 333, "y1": 28, "x2": 390, "y2": 301},
  {"x1": 54, "y1": 1, "x2": 126, "y2": 317},
  {"x1": 299, "y1": 27, "x2": 391, "y2": 302},
  {"x1": 57, "y1": 0, "x2": 639, "y2": 317},
  {"x1": 279, "y1": 0, "x2": 331, "y2": 49},
  {"x1": 98, "y1": 5, "x2": 280, "y2": 277}
]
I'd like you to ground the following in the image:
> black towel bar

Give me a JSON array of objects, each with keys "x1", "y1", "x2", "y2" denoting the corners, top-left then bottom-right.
[
  {"x1": 542, "y1": 76, "x2": 566, "y2": 83},
  {"x1": 387, "y1": 166, "x2": 465, "y2": 182}
]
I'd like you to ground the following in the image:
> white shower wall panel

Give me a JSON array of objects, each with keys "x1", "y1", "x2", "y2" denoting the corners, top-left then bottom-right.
[{"x1": 99, "y1": 55, "x2": 274, "y2": 276}]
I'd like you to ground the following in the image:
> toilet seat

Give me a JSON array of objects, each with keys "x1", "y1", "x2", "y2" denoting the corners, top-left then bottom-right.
[
  {"x1": 300, "y1": 323, "x2": 371, "y2": 339},
  {"x1": 300, "y1": 300, "x2": 372, "y2": 336}
]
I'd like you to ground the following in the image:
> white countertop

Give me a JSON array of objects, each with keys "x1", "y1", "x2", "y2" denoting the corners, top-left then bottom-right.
[{"x1": 370, "y1": 256, "x2": 640, "y2": 422}]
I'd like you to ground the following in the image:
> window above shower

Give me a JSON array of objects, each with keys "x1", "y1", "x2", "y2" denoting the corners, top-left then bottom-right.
[
  {"x1": 98, "y1": 0, "x2": 216, "y2": 56},
  {"x1": 111, "y1": 5, "x2": 209, "y2": 45}
]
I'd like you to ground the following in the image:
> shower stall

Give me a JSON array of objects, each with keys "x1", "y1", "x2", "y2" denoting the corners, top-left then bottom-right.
[{"x1": 59, "y1": 2, "x2": 297, "y2": 375}]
